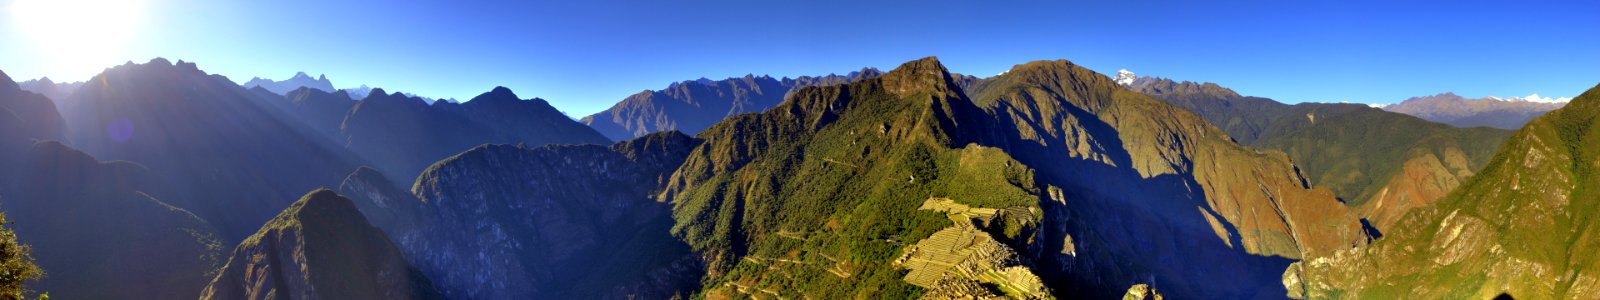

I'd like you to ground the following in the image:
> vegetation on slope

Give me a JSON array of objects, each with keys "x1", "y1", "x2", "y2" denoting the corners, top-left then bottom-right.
[
  {"x1": 969, "y1": 60, "x2": 1363, "y2": 298},
  {"x1": 662, "y1": 57, "x2": 1041, "y2": 299},
  {"x1": 0, "y1": 213, "x2": 43, "y2": 300},
  {"x1": 1128, "y1": 78, "x2": 1512, "y2": 212},
  {"x1": 1296, "y1": 83, "x2": 1600, "y2": 299}
]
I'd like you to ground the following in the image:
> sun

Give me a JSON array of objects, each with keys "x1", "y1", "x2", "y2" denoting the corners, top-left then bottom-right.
[{"x1": 10, "y1": 0, "x2": 147, "y2": 76}]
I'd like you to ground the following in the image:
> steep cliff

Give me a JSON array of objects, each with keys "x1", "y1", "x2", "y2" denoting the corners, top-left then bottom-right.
[
  {"x1": 341, "y1": 132, "x2": 702, "y2": 299},
  {"x1": 968, "y1": 60, "x2": 1366, "y2": 298},
  {"x1": 200, "y1": 189, "x2": 440, "y2": 300}
]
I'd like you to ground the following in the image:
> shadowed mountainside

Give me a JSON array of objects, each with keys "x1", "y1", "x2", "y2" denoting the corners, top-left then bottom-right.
[
  {"x1": 56, "y1": 59, "x2": 370, "y2": 242},
  {"x1": 1126, "y1": 77, "x2": 1512, "y2": 232},
  {"x1": 262, "y1": 85, "x2": 612, "y2": 185},
  {"x1": 340, "y1": 131, "x2": 702, "y2": 299},
  {"x1": 1294, "y1": 83, "x2": 1600, "y2": 299},
  {"x1": 654, "y1": 57, "x2": 1362, "y2": 298},
  {"x1": 201, "y1": 189, "x2": 441, "y2": 300}
]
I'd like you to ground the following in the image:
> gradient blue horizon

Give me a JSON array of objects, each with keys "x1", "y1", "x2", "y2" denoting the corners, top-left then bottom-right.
[{"x1": 2, "y1": 0, "x2": 1597, "y2": 116}]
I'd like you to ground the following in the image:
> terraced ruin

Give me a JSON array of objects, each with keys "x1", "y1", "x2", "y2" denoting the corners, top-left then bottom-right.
[{"x1": 896, "y1": 198, "x2": 1050, "y2": 299}]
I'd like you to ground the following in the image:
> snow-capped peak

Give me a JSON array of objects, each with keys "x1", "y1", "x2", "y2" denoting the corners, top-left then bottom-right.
[
  {"x1": 1367, "y1": 103, "x2": 1388, "y2": 109},
  {"x1": 1114, "y1": 69, "x2": 1135, "y2": 86},
  {"x1": 1488, "y1": 93, "x2": 1572, "y2": 103}
]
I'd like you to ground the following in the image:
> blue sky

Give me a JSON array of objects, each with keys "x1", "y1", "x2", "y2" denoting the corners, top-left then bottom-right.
[{"x1": 2, "y1": 0, "x2": 1597, "y2": 116}]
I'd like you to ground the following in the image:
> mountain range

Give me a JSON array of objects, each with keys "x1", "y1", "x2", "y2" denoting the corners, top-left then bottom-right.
[
  {"x1": 1121, "y1": 75, "x2": 1513, "y2": 233},
  {"x1": 0, "y1": 56, "x2": 1594, "y2": 299},
  {"x1": 241, "y1": 71, "x2": 336, "y2": 94},
  {"x1": 1295, "y1": 83, "x2": 1600, "y2": 298},
  {"x1": 1381, "y1": 92, "x2": 1566, "y2": 129},
  {"x1": 580, "y1": 69, "x2": 885, "y2": 141},
  {"x1": 15, "y1": 77, "x2": 83, "y2": 102},
  {"x1": 0, "y1": 59, "x2": 613, "y2": 298}
]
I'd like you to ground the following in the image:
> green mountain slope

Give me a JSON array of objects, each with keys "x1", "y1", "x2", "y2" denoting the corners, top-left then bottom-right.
[
  {"x1": 662, "y1": 57, "x2": 1045, "y2": 299},
  {"x1": 200, "y1": 189, "x2": 440, "y2": 300},
  {"x1": 659, "y1": 57, "x2": 1364, "y2": 299},
  {"x1": 1128, "y1": 77, "x2": 1513, "y2": 231},
  {"x1": 1296, "y1": 83, "x2": 1600, "y2": 299}
]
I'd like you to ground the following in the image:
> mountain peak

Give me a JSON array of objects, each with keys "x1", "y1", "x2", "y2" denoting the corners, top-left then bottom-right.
[
  {"x1": 470, "y1": 86, "x2": 520, "y2": 103},
  {"x1": 879, "y1": 56, "x2": 958, "y2": 97},
  {"x1": 1115, "y1": 69, "x2": 1136, "y2": 86},
  {"x1": 0, "y1": 69, "x2": 18, "y2": 92}
]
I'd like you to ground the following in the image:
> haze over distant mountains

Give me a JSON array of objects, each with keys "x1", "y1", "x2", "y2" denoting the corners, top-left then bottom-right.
[
  {"x1": 241, "y1": 71, "x2": 336, "y2": 94},
  {"x1": 1115, "y1": 70, "x2": 1569, "y2": 131},
  {"x1": 1380, "y1": 92, "x2": 1567, "y2": 129},
  {"x1": 15, "y1": 77, "x2": 83, "y2": 101},
  {"x1": 0, "y1": 57, "x2": 1596, "y2": 299},
  {"x1": 579, "y1": 69, "x2": 885, "y2": 141}
]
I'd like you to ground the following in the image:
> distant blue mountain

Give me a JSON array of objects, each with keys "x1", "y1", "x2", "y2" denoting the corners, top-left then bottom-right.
[{"x1": 242, "y1": 71, "x2": 336, "y2": 94}]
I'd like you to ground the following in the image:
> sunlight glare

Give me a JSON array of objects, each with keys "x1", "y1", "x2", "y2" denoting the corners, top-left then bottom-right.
[{"x1": 10, "y1": 0, "x2": 147, "y2": 76}]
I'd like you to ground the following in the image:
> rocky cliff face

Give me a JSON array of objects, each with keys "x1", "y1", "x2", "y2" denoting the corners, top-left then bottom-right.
[
  {"x1": 1295, "y1": 83, "x2": 1600, "y2": 299},
  {"x1": 200, "y1": 189, "x2": 440, "y2": 300},
  {"x1": 964, "y1": 60, "x2": 1366, "y2": 298},
  {"x1": 340, "y1": 132, "x2": 701, "y2": 299},
  {"x1": 582, "y1": 70, "x2": 883, "y2": 141}
]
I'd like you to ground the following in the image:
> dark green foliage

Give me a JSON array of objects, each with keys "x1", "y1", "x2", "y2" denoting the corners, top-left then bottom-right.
[
  {"x1": 1301, "y1": 83, "x2": 1600, "y2": 298},
  {"x1": 663, "y1": 57, "x2": 1041, "y2": 298},
  {"x1": 0, "y1": 213, "x2": 43, "y2": 300}
]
